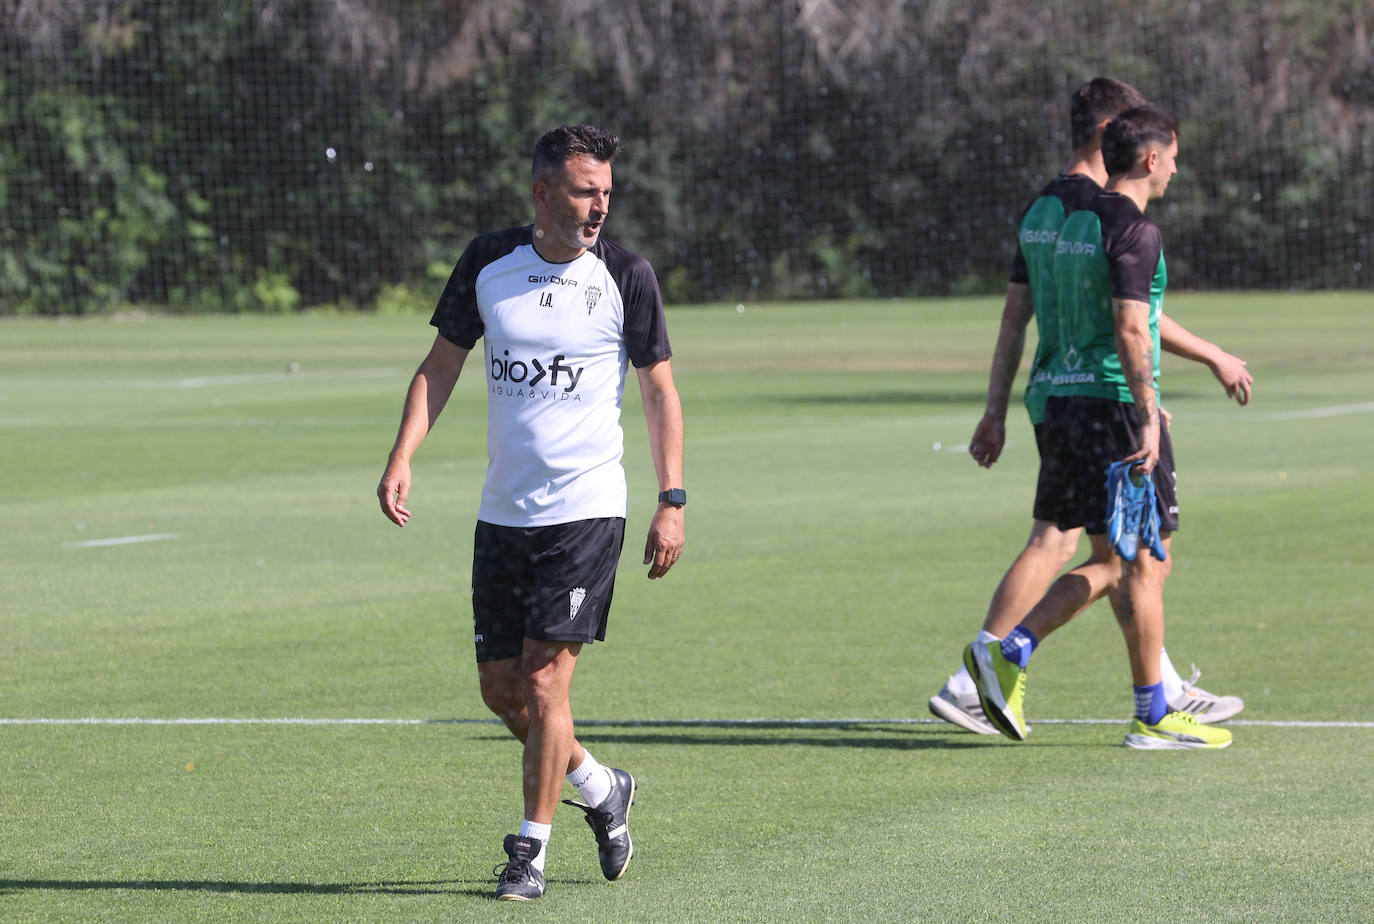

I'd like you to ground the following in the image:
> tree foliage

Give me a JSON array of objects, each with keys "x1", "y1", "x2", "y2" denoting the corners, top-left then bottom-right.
[{"x1": 2, "y1": 0, "x2": 1371, "y2": 314}]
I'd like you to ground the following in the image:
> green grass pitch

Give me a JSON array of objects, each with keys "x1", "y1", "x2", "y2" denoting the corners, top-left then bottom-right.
[{"x1": 0, "y1": 293, "x2": 1371, "y2": 921}]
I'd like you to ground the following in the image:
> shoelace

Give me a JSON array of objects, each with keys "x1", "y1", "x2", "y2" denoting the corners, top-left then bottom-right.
[
  {"x1": 1167, "y1": 710, "x2": 1203, "y2": 728},
  {"x1": 1185, "y1": 664, "x2": 1203, "y2": 689},
  {"x1": 493, "y1": 858, "x2": 533, "y2": 882},
  {"x1": 562, "y1": 798, "x2": 614, "y2": 838}
]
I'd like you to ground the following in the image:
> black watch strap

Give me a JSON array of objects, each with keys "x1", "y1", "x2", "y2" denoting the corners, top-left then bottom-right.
[{"x1": 658, "y1": 488, "x2": 687, "y2": 507}]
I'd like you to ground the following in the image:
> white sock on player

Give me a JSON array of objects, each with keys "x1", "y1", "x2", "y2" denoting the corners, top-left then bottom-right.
[
  {"x1": 1160, "y1": 647, "x2": 1185, "y2": 700},
  {"x1": 518, "y1": 819, "x2": 551, "y2": 873},
  {"x1": 950, "y1": 631, "x2": 1003, "y2": 694},
  {"x1": 567, "y1": 750, "x2": 613, "y2": 807},
  {"x1": 949, "y1": 665, "x2": 977, "y2": 694}
]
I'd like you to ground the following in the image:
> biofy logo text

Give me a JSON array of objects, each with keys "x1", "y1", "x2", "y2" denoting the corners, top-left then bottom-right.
[{"x1": 489, "y1": 347, "x2": 584, "y2": 399}]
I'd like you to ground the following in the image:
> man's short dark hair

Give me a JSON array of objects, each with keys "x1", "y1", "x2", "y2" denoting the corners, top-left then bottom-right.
[
  {"x1": 1102, "y1": 106, "x2": 1180, "y2": 177},
  {"x1": 1070, "y1": 77, "x2": 1149, "y2": 149},
  {"x1": 531, "y1": 125, "x2": 621, "y2": 182}
]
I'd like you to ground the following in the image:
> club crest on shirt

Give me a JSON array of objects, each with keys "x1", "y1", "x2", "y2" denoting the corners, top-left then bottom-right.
[{"x1": 584, "y1": 285, "x2": 602, "y2": 315}]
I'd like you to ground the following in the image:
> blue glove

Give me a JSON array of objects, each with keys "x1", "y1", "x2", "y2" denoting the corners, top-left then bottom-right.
[{"x1": 1105, "y1": 460, "x2": 1168, "y2": 562}]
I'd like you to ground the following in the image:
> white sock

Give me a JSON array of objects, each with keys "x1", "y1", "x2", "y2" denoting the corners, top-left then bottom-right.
[
  {"x1": 1160, "y1": 647, "x2": 1184, "y2": 700},
  {"x1": 518, "y1": 819, "x2": 551, "y2": 873},
  {"x1": 950, "y1": 631, "x2": 1001, "y2": 694},
  {"x1": 949, "y1": 665, "x2": 976, "y2": 694},
  {"x1": 566, "y1": 751, "x2": 613, "y2": 807}
]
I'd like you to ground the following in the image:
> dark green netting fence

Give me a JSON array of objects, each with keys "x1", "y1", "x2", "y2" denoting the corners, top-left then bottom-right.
[{"x1": 3, "y1": 1, "x2": 1371, "y2": 314}]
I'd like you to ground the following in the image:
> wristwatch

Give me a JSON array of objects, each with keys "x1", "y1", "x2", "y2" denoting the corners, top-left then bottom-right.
[{"x1": 657, "y1": 488, "x2": 687, "y2": 507}]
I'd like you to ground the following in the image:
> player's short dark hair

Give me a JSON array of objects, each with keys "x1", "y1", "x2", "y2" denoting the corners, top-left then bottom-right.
[
  {"x1": 531, "y1": 125, "x2": 621, "y2": 182},
  {"x1": 1070, "y1": 77, "x2": 1149, "y2": 149},
  {"x1": 1102, "y1": 106, "x2": 1180, "y2": 177}
]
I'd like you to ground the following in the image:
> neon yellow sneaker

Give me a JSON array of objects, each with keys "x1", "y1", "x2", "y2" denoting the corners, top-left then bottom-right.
[
  {"x1": 963, "y1": 641, "x2": 1028, "y2": 741},
  {"x1": 1124, "y1": 710, "x2": 1233, "y2": 750}
]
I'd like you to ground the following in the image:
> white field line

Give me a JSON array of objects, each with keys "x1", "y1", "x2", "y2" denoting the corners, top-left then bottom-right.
[
  {"x1": 1258, "y1": 401, "x2": 1374, "y2": 421},
  {"x1": 139, "y1": 368, "x2": 403, "y2": 389},
  {"x1": 0, "y1": 368, "x2": 403, "y2": 392},
  {"x1": 0, "y1": 716, "x2": 1369, "y2": 729},
  {"x1": 168, "y1": 369, "x2": 402, "y2": 389},
  {"x1": 1190, "y1": 401, "x2": 1374, "y2": 422},
  {"x1": 0, "y1": 417, "x2": 393, "y2": 428},
  {"x1": 61, "y1": 533, "x2": 182, "y2": 549}
]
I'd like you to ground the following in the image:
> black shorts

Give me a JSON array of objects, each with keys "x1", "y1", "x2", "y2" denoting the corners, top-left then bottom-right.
[
  {"x1": 1036, "y1": 395, "x2": 1179, "y2": 535},
  {"x1": 1030, "y1": 422, "x2": 1059, "y2": 523},
  {"x1": 470, "y1": 517, "x2": 626, "y2": 662}
]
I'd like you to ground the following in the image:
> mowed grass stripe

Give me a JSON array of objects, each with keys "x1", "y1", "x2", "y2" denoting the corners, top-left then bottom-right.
[{"x1": 0, "y1": 295, "x2": 1370, "y2": 922}]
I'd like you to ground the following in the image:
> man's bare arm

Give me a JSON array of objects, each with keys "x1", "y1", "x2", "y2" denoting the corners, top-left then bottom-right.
[
  {"x1": 637, "y1": 358, "x2": 685, "y2": 579},
  {"x1": 1113, "y1": 299, "x2": 1161, "y2": 473},
  {"x1": 1159, "y1": 313, "x2": 1252, "y2": 405},
  {"x1": 970, "y1": 282, "x2": 1035, "y2": 468},
  {"x1": 377, "y1": 334, "x2": 470, "y2": 526}
]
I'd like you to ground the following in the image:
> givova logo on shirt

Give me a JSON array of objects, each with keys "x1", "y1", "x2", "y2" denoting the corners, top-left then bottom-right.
[
  {"x1": 489, "y1": 347, "x2": 585, "y2": 400},
  {"x1": 1055, "y1": 239, "x2": 1097, "y2": 256}
]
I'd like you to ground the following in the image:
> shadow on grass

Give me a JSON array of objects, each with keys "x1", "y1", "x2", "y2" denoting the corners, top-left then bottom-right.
[
  {"x1": 0, "y1": 879, "x2": 489, "y2": 897},
  {"x1": 441, "y1": 718, "x2": 1104, "y2": 749},
  {"x1": 766, "y1": 388, "x2": 1214, "y2": 408},
  {"x1": 475, "y1": 720, "x2": 989, "y2": 751},
  {"x1": 575, "y1": 731, "x2": 986, "y2": 750}
]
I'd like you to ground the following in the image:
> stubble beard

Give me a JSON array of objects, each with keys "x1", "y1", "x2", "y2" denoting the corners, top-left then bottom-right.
[{"x1": 550, "y1": 213, "x2": 601, "y2": 255}]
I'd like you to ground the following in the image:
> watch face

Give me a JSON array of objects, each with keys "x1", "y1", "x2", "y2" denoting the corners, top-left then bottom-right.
[{"x1": 660, "y1": 489, "x2": 686, "y2": 505}]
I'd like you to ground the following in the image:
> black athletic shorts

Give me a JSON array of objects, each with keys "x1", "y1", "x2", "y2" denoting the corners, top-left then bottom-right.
[
  {"x1": 1036, "y1": 395, "x2": 1179, "y2": 535},
  {"x1": 470, "y1": 517, "x2": 626, "y2": 662},
  {"x1": 1030, "y1": 422, "x2": 1057, "y2": 521}
]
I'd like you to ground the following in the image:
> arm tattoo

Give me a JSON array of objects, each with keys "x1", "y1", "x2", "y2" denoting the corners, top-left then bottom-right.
[{"x1": 1136, "y1": 347, "x2": 1158, "y2": 424}]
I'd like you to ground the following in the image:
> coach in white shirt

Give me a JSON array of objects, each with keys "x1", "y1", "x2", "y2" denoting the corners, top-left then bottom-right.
[{"x1": 377, "y1": 125, "x2": 685, "y2": 902}]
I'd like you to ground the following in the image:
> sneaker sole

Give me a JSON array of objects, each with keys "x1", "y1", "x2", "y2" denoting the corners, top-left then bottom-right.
[
  {"x1": 927, "y1": 693, "x2": 999, "y2": 735},
  {"x1": 1123, "y1": 732, "x2": 1232, "y2": 750},
  {"x1": 1196, "y1": 705, "x2": 1244, "y2": 724},
  {"x1": 963, "y1": 644, "x2": 1026, "y2": 741},
  {"x1": 496, "y1": 892, "x2": 540, "y2": 902}
]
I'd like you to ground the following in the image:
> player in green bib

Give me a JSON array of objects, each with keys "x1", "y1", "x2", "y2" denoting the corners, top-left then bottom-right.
[
  {"x1": 932, "y1": 80, "x2": 1249, "y2": 736},
  {"x1": 930, "y1": 80, "x2": 1146, "y2": 734},
  {"x1": 1051, "y1": 204, "x2": 1166, "y2": 404},
  {"x1": 1017, "y1": 190, "x2": 1082, "y2": 422},
  {"x1": 965, "y1": 107, "x2": 1255, "y2": 749}
]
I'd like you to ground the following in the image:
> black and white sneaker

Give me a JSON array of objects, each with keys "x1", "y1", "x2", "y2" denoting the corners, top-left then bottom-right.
[
  {"x1": 493, "y1": 834, "x2": 545, "y2": 901},
  {"x1": 562, "y1": 767, "x2": 635, "y2": 881}
]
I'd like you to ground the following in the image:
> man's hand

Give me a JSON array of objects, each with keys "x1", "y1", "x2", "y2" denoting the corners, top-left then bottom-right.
[
  {"x1": 377, "y1": 458, "x2": 413, "y2": 527},
  {"x1": 1210, "y1": 351, "x2": 1253, "y2": 405},
  {"x1": 1159, "y1": 314, "x2": 1253, "y2": 406},
  {"x1": 968, "y1": 412, "x2": 1007, "y2": 468},
  {"x1": 643, "y1": 505, "x2": 684, "y2": 579},
  {"x1": 1121, "y1": 418, "x2": 1161, "y2": 475}
]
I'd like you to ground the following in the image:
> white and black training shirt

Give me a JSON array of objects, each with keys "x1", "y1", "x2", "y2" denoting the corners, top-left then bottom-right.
[{"x1": 431, "y1": 226, "x2": 672, "y2": 528}]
